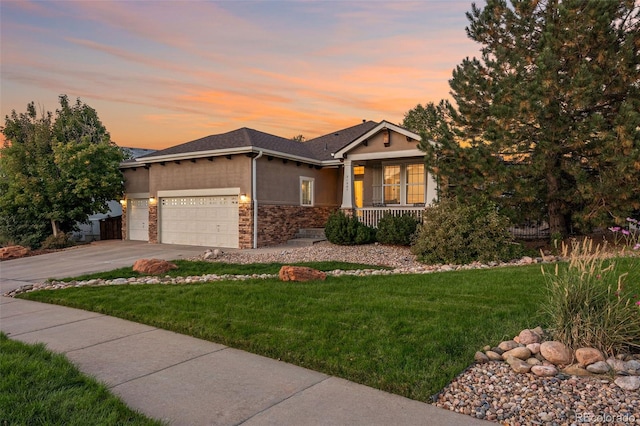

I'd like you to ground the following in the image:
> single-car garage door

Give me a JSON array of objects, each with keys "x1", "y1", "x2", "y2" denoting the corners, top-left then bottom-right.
[
  {"x1": 159, "y1": 196, "x2": 239, "y2": 248},
  {"x1": 128, "y1": 199, "x2": 149, "y2": 241}
]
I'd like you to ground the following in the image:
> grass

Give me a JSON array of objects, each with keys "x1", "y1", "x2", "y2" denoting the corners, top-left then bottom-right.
[
  {"x1": 0, "y1": 332, "x2": 163, "y2": 425},
  {"x1": 17, "y1": 257, "x2": 640, "y2": 403},
  {"x1": 57, "y1": 260, "x2": 387, "y2": 282}
]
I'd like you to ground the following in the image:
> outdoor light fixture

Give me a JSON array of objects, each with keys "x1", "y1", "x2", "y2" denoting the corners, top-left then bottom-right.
[
  {"x1": 383, "y1": 129, "x2": 391, "y2": 147},
  {"x1": 119, "y1": 199, "x2": 126, "y2": 205},
  {"x1": 239, "y1": 194, "x2": 249, "y2": 202},
  {"x1": 149, "y1": 197, "x2": 156, "y2": 204}
]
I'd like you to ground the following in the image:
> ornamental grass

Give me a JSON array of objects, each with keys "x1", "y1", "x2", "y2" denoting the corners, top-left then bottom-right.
[{"x1": 541, "y1": 238, "x2": 640, "y2": 356}]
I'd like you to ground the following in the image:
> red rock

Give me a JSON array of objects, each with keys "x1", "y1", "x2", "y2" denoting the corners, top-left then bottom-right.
[
  {"x1": 133, "y1": 259, "x2": 178, "y2": 275},
  {"x1": 278, "y1": 266, "x2": 326, "y2": 282},
  {"x1": 517, "y1": 329, "x2": 541, "y2": 345},
  {"x1": 0, "y1": 245, "x2": 30, "y2": 260},
  {"x1": 575, "y1": 347, "x2": 605, "y2": 367},
  {"x1": 540, "y1": 341, "x2": 573, "y2": 365},
  {"x1": 502, "y1": 347, "x2": 532, "y2": 361},
  {"x1": 531, "y1": 365, "x2": 558, "y2": 377}
]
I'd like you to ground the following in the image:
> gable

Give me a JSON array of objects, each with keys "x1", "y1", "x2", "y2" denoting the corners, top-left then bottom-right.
[{"x1": 331, "y1": 121, "x2": 423, "y2": 160}]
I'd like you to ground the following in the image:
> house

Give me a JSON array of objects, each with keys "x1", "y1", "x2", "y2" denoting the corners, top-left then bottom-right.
[
  {"x1": 120, "y1": 120, "x2": 438, "y2": 249},
  {"x1": 73, "y1": 146, "x2": 157, "y2": 242}
]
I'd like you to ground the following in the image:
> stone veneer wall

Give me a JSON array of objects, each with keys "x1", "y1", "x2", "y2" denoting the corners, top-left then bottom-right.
[
  {"x1": 148, "y1": 204, "x2": 158, "y2": 244},
  {"x1": 121, "y1": 203, "x2": 128, "y2": 240},
  {"x1": 238, "y1": 203, "x2": 253, "y2": 249},
  {"x1": 257, "y1": 205, "x2": 335, "y2": 247}
]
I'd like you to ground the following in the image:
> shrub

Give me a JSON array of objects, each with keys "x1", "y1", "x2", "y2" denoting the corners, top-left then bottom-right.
[
  {"x1": 325, "y1": 210, "x2": 376, "y2": 245},
  {"x1": 41, "y1": 232, "x2": 75, "y2": 250},
  {"x1": 410, "y1": 197, "x2": 522, "y2": 264},
  {"x1": 376, "y1": 213, "x2": 419, "y2": 246},
  {"x1": 541, "y1": 239, "x2": 640, "y2": 356}
]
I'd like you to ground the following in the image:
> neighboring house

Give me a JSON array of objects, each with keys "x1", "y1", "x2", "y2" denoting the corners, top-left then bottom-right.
[
  {"x1": 73, "y1": 147, "x2": 156, "y2": 242},
  {"x1": 120, "y1": 120, "x2": 438, "y2": 249}
]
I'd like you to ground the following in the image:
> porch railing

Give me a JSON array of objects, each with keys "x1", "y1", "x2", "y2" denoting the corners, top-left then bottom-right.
[
  {"x1": 355, "y1": 207, "x2": 551, "y2": 240},
  {"x1": 355, "y1": 206, "x2": 425, "y2": 228}
]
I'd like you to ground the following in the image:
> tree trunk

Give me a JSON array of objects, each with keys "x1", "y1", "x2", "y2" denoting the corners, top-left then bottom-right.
[
  {"x1": 546, "y1": 168, "x2": 567, "y2": 237},
  {"x1": 50, "y1": 219, "x2": 60, "y2": 237}
]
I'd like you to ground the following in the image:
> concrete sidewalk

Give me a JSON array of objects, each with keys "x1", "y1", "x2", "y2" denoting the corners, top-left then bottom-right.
[{"x1": 0, "y1": 296, "x2": 488, "y2": 426}]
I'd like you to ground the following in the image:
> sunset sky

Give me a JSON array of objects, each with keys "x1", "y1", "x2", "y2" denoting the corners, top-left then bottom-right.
[{"x1": 1, "y1": 0, "x2": 482, "y2": 150}]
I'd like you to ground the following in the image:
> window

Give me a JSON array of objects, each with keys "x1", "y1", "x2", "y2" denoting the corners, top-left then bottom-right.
[
  {"x1": 406, "y1": 164, "x2": 425, "y2": 204},
  {"x1": 300, "y1": 177, "x2": 314, "y2": 206},
  {"x1": 382, "y1": 163, "x2": 424, "y2": 205},
  {"x1": 383, "y1": 165, "x2": 400, "y2": 204}
]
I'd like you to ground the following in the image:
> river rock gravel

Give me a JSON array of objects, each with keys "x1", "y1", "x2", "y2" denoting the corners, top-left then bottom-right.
[{"x1": 434, "y1": 362, "x2": 639, "y2": 425}]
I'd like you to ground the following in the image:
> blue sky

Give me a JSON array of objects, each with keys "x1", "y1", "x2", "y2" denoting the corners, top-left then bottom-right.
[{"x1": 1, "y1": 0, "x2": 482, "y2": 149}]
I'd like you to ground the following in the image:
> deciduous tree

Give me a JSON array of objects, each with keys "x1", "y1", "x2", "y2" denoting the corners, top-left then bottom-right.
[{"x1": 0, "y1": 96, "x2": 124, "y2": 247}]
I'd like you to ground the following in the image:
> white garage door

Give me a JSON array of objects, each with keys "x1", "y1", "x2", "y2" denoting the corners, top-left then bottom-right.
[
  {"x1": 160, "y1": 196, "x2": 239, "y2": 248},
  {"x1": 128, "y1": 199, "x2": 149, "y2": 241}
]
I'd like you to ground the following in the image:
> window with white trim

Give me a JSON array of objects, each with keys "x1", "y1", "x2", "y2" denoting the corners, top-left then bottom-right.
[
  {"x1": 406, "y1": 164, "x2": 425, "y2": 204},
  {"x1": 300, "y1": 177, "x2": 314, "y2": 206},
  {"x1": 382, "y1": 163, "x2": 425, "y2": 205},
  {"x1": 383, "y1": 165, "x2": 400, "y2": 204}
]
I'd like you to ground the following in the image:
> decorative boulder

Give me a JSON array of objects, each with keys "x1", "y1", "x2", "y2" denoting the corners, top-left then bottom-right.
[
  {"x1": 575, "y1": 348, "x2": 605, "y2": 367},
  {"x1": 133, "y1": 259, "x2": 178, "y2": 275},
  {"x1": 561, "y1": 364, "x2": 590, "y2": 376},
  {"x1": 203, "y1": 249, "x2": 223, "y2": 260},
  {"x1": 540, "y1": 341, "x2": 573, "y2": 365},
  {"x1": 531, "y1": 365, "x2": 558, "y2": 377},
  {"x1": 474, "y1": 351, "x2": 489, "y2": 364},
  {"x1": 485, "y1": 351, "x2": 503, "y2": 361},
  {"x1": 502, "y1": 347, "x2": 532, "y2": 361},
  {"x1": 0, "y1": 245, "x2": 29, "y2": 260},
  {"x1": 505, "y1": 355, "x2": 531, "y2": 373},
  {"x1": 279, "y1": 266, "x2": 326, "y2": 282},
  {"x1": 498, "y1": 340, "x2": 520, "y2": 351},
  {"x1": 517, "y1": 329, "x2": 541, "y2": 345},
  {"x1": 586, "y1": 361, "x2": 610, "y2": 374},
  {"x1": 526, "y1": 343, "x2": 541, "y2": 354},
  {"x1": 614, "y1": 376, "x2": 640, "y2": 391}
]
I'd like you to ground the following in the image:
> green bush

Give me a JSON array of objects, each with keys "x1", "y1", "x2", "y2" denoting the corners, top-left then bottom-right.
[
  {"x1": 325, "y1": 210, "x2": 376, "y2": 245},
  {"x1": 41, "y1": 232, "x2": 75, "y2": 250},
  {"x1": 410, "y1": 197, "x2": 523, "y2": 264},
  {"x1": 376, "y1": 213, "x2": 419, "y2": 246},
  {"x1": 542, "y1": 239, "x2": 640, "y2": 356}
]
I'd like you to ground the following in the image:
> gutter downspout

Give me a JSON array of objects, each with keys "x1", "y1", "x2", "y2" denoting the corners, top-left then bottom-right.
[{"x1": 252, "y1": 150, "x2": 263, "y2": 249}]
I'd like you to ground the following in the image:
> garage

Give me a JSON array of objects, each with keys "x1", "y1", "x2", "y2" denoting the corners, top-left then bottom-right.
[
  {"x1": 159, "y1": 195, "x2": 239, "y2": 248},
  {"x1": 128, "y1": 199, "x2": 149, "y2": 241}
]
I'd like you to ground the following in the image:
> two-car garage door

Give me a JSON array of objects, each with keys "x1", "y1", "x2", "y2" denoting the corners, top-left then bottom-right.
[{"x1": 159, "y1": 196, "x2": 239, "y2": 248}]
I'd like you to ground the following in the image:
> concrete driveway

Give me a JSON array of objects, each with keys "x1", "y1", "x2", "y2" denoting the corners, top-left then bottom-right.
[{"x1": 0, "y1": 240, "x2": 210, "y2": 294}]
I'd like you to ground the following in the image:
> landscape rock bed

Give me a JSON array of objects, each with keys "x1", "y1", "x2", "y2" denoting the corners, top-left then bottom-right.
[
  {"x1": 435, "y1": 327, "x2": 640, "y2": 424},
  {"x1": 434, "y1": 362, "x2": 639, "y2": 424}
]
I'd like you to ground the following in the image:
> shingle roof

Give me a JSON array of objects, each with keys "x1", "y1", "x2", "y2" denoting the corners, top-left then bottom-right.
[
  {"x1": 305, "y1": 120, "x2": 379, "y2": 161},
  {"x1": 135, "y1": 121, "x2": 381, "y2": 163}
]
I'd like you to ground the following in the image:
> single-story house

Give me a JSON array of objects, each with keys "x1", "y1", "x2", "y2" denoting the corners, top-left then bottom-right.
[{"x1": 120, "y1": 120, "x2": 438, "y2": 249}]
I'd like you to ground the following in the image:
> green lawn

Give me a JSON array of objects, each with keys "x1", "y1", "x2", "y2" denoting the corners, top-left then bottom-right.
[
  {"x1": 0, "y1": 332, "x2": 163, "y2": 425},
  {"x1": 17, "y1": 257, "x2": 640, "y2": 403}
]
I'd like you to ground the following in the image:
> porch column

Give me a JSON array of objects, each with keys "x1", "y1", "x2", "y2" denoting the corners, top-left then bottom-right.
[{"x1": 341, "y1": 159, "x2": 354, "y2": 209}]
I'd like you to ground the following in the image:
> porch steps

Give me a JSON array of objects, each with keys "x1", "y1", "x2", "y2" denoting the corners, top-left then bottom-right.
[{"x1": 286, "y1": 228, "x2": 327, "y2": 246}]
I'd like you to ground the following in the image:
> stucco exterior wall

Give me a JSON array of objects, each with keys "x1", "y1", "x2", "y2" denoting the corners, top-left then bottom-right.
[
  {"x1": 123, "y1": 167, "x2": 150, "y2": 194},
  {"x1": 257, "y1": 157, "x2": 340, "y2": 206},
  {"x1": 347, "y1": 130, "x2": 419, "y2": 156},
  {"x1": 148, "y1": 155, "x2": 252, "y2": 195}
]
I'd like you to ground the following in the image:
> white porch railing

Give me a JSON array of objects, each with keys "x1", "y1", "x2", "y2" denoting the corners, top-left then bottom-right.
[{"x1": 355, "y1": 206, "x2": 425, "y2": 228}]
